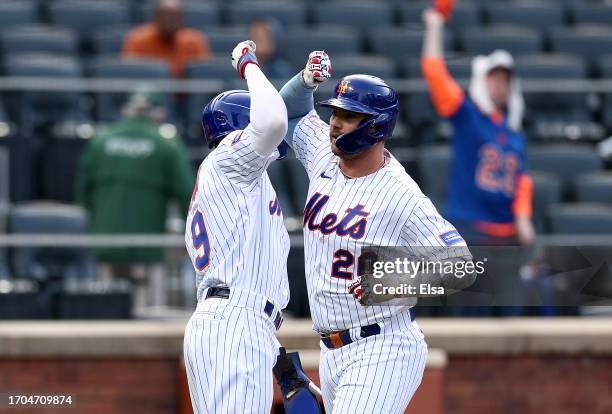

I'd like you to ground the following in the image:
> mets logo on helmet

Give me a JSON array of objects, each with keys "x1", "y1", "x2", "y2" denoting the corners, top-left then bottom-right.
[{"x1": 337, "y1": 80, "x2": 350, "y2": 95}]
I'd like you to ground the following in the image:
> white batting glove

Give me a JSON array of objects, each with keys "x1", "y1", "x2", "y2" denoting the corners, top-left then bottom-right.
[
  {"x1": 231, "y1": 40, "x2": 259, "y2": 79},
  {"x1": 348, "y1": 277, "x2": 367, "y2": 305},
  {"x1": 301, "y1": 51, "x2": 332, "y2": 88}
]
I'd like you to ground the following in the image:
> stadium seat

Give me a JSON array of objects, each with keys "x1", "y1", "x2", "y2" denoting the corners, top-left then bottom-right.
[
  {"x1": 91, "y1": 57, "x2": 172, "y2": 122},
  {"x1": 403, "y1": 92, "x2": 442, "y2": 145},
  {"x1": 485, "y1": 1, "x2": 564, "y2": 29},
  {"x1": 283, "y1": 26, "x2": 360, "y2": 69},
  {"x1": 329, "y1": 54, "x2": 397, "y2": 79},
  {"x1": 0, "y1": 0, "x2": 37, "y2": 28},
  {"x1": 206, "y1": 26, "x2": 250, "y2": 55},
  {"x1": 398, "y1": 1, "x2": 482, "y2": 30},
  {"x1": 91, "y1": 26, "x2": 130, "y2": 55},
  {"x1": 1, "y1": 25, "x2": 78, "y2": 56},
  {"x1": 416, "y1": 145, "x2": 451, "y2": 210},
  {"x1": 575, "y1": 172, "x2": 612, "y2": 204},
  {"x1": 549, "y1": 25, "x2": 612, "y2": 71},
  {"x1": 0, "y1": 146, "x2": 9, "y2": 279},
  {"x1": 548, "y1": 203, "x2": 612, "y2": 234},
  {"x1": 369, "y1": 27, "x2": 455, "y2": 70},
  {"x1": 48, "y1": 0, "x2": 130, "y2": 49},
  {"x1": 516, "y1": 53, "x2": 594, "y2": 136},
  {"x1": 41, "y1": 138, "x2": 88, "y2": 202},
  {"x1": 266, "y1": 161, "x2": 296, "y2": 218},
  {"x1": 285, "y1": 158, "x2": 309, "y2": 217},
  {"x1": 598, "y1": 54, "x2": 612, "y2": 131},
  {"x1": 227, "y1": 1, "x2": 307, "y2": 26},
  {"x1": 4, "y1": 54, "x2": 87, "y2": 134},
  {"x1": 460, "y1": 25, "x2": 543, "y2": 56},
  {"x1": 530, "y1": 171, "x2": 562, "y2": 233},
  {"x1": 571, "y1": 2, "x2": 612, "y2": 26},
  {"x1": 136, "y1": 0, "x2": 221, "y2": 28},
  {"x1": 183, "y1": 58, "x2": 231, "y2": 141},
  {"x1": 9, "y1": 202, "x2": 95, "y2": 281},
  {"x1": 312, "y1": 1, "x2": 393, "y2": 29},
  {"x1": 527, "y1": 144, "x2": 603, "y2": 198}
]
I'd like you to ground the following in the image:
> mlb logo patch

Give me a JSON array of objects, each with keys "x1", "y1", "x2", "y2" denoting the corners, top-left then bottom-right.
[{"x1": 439, "y1": 230, "x2": 464, "y2": 246}]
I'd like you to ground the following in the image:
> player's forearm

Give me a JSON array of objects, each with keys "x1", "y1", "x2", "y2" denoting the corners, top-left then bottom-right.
[
  {"x1": 279, "y1": 72, "x2": 316, "y2": 120},
  {"x1": 244, "y1": 64, "x2": 288, "y2": 157}
]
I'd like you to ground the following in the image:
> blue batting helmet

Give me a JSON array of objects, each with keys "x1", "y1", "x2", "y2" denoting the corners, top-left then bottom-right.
[
  {"x1": 318, "y1": 74, "x2": 398, "y2": 154},
  {"x1": 201, "y1": 90, "x2": 287, "y2": 159}
]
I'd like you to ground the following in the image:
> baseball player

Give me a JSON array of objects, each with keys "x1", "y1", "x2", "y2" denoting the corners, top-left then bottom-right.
[
  {"x1": 279, "y1": 53, "x2": 473, "y2": 413},
  {"x1": 183, "y1": 40, "x2": 290, "y2": 414}
]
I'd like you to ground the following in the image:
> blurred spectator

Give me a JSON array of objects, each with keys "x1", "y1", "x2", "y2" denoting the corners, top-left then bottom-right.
[
  {"x1": 76, "y1": 86, "x2": 194, "y2": 310},
  {"x1": 249, "y1": 19, "x2": 291, "y2": 79},
  {"x1": 122, "y1": 0, "x2": 212, "y2": 77},
  {"x1": 422, "y1": 9, "x2": 534, "y2": 247},
  {"x1": 422, "y1": 9, "x2": 537, "y2": 316}
]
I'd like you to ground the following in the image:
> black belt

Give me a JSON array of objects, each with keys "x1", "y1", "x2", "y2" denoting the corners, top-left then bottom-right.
[
  {"x1": 321, "y1": 309, "x2": 415, "y2": 350},
  {"x1": 205, "y1": 287, "x2": 283, "y2": 330}
]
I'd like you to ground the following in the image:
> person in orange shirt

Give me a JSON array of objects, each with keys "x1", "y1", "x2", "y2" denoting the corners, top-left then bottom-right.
[{"x1": 123, "y1": 0, "x2": 212, "y2": 78}]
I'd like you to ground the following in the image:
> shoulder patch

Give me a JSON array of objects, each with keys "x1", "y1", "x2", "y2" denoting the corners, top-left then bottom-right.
[{"x1": 439, "y1": 230, "x2": 464, "y2": 246}]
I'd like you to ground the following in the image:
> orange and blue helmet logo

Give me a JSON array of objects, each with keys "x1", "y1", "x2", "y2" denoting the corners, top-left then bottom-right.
[{"x1": 337, "y1": 80, "x2": 350, "y2": 96}]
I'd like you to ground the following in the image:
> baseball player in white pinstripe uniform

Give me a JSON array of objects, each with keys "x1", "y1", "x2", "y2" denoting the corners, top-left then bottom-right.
[
  {"x1": 279, "y1": 52, "x2": 470, "y2": 413},
  {"x1": 183, "y1": 40, "x2": 290, "y2": 414}
]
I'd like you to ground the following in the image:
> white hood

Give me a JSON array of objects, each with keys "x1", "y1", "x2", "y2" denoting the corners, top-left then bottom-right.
[{"x1": 469, "y1": 50, "x2": 524, "y2": 131}]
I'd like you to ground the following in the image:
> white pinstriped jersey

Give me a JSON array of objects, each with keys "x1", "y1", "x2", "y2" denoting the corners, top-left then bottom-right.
[
  {"x1": 185, "y1": 127, "x2": 290, "y2": 309},
  {"x1": 293, "y1": 110, "x2": 461, "y2": 332}
]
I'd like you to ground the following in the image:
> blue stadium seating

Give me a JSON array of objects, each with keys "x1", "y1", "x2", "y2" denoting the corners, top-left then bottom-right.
[
  {"x1": 516, "y1": 53, "x2": 593, "y2": 134},
  {"x1": 91, "y1": 26, "x2": 130, "y2": 55},
  {"x1": 4, "y1": 54, "x2": 87, "y2": 134},
  {"x1": 48, "y1": 0, "x2": 130, "y2": 49},
  {"x1": 1, "y1": 25, "x2": 78, "y2": 57},
  {"x1": 548, "y1": 203, "x2": 612, "y2": 234},
  {"x1": 0, "y1": 0, "x2": 38, "y2": 28},
  {"x1": 183, "y1": 58, "x2": 231, "y2": 141},
  {"x1": 91, "y1": 57, "x2": 172, "y2": 122},
  {"x1": 205, "y1": 26, "x2": 250, "y2": 55},
  {"x1": 571, "y1": 2, "x2": 612, "y2": 26},
  {"x1": 137, "y1": 0, "x2": 222, "y2": 28},
  {"x1": 9, "y1": 202, "x2": 95, "y2": 281},
  {"x1": 227, "y1": 1, "x2": 307, "y2": 26},
  {"x1": 329, "y1": 54, "x2": 397, "y2": 79},
  {"x1": 416, "y1": 145, "x2": 451, "y2": 210},
  {"x1": 369, "y1": 27, "x2": 454, "y2": 70},
  {"x1": 398, "y1": 1, "x2": 482, "y2": 30},
  {"x1": 282, "y1": 26, "x2": 360, "y2": 69},
  {"x1": 531, "y1": 171, "x2": 563, "y2": 233},
  {"x1": 528, "y1": 144, "x2": 603, "y2": 198},
  {"x1": 598, "y1": 54, "x2": 612, "y2": 131},
  {"x1": 460, "y1": 25, "x2": 544, "y2": 56},
  {"x1": 550, "y1": 25, "x2": 612, "y2": 71},
  {"x1": 575, "y1": 172, "x2": 612, "y2": 204},
  {"x1": 312, "y1": 1, "x2": 393, "y2": 29},
  {"x1": 485, "y1": 1, "x2": 565, "y2": 28}
]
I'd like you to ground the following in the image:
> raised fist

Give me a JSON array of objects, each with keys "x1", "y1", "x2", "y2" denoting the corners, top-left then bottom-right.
[
  {"x1": 231, "y1": 40, "x2": 259, "y2": 79},
  {"x1": 302, "y1": 50, "x2": 332, "y2": 88},
  {"x1": 434, "y1": 0, "x2": 454, "y2": 20}
]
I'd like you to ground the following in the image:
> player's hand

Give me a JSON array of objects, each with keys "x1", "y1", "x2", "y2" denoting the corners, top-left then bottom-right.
[
  {"x1": 434, "y1": 0, "x2": 454, "y2": 20},
  {"x1": 301, "y1": 51, "x2": 332, "y2": 88},
  {"x1": 231, "y1": 40, "x2": 259, "y2": 79},
  {"x1": 348, "y1": 278, "x2": 367, "y2": 305},
  {"x1": 422, "y1": 8, "x2": 445, "y2": 27}
]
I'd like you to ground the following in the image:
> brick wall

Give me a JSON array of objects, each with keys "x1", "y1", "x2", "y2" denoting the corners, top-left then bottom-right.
[
  {"x1": 444, "y1": 356, "x2": 612, "y2": 414},
  {"x1": 0, "y1": 359, "x2": 179, "y2": 414}
]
